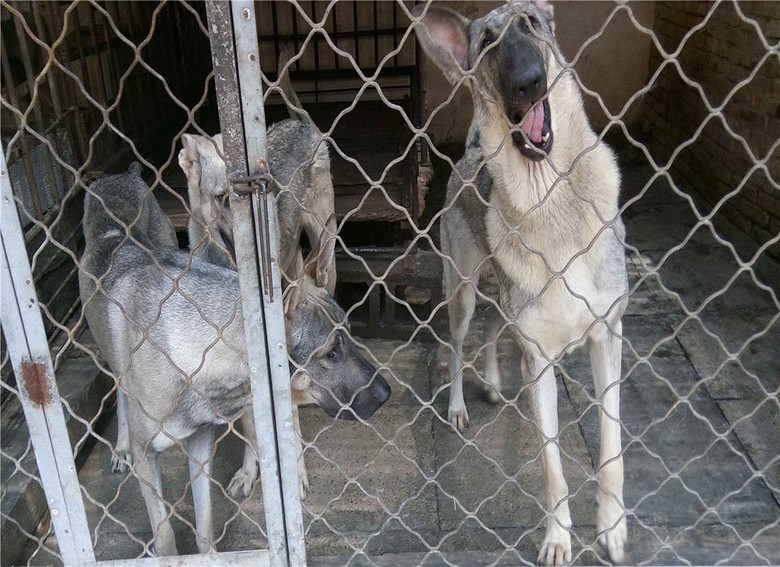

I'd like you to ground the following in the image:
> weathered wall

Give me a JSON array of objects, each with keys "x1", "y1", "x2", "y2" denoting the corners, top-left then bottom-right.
[
  {"x1": 641, "y1": 1, "x2": 780, "y2": 261},
  {"x1": 421, "y1": 1, "x2": 656, "y2": 148}
]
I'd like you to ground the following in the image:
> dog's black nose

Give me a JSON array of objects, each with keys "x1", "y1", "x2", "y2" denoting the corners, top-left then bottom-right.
[
  {"x1": 513, "y1": 64, "x2": 544, "y2": 103},
  {"x1": 372, "y1": 375, "x2": 391, "y2": 404}
]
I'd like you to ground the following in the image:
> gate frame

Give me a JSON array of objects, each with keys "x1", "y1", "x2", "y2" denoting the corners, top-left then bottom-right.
[{"x1": 0, "y1": 2, "x2": 305, "y2": 565}]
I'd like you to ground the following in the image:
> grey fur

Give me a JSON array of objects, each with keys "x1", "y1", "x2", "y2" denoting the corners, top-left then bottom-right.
[
  {"x1": 414, "y1": 2, "x2": 628, "y2": 564},
  {"x1": 178, "y1": 43, "x2": 337, "y2": 293},
  {"x1": 78, "y1": 164, "x2": 389, "y2": 556}
]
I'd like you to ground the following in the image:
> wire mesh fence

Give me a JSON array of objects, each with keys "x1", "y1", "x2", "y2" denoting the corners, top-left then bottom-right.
[{"x1": 1, "y1": 1, "x2": 778, "y2": 566}]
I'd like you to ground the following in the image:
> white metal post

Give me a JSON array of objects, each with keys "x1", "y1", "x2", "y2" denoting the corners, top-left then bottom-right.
[
  {"x1": 0, "y1": 153, "x2": 96, "y2": 565},
  {"x1": 229, "y1": 3, "x2": 307, "y2": 565},
  {"x1": 205, "y1": 2, "x2": 305, "y2": 566}
]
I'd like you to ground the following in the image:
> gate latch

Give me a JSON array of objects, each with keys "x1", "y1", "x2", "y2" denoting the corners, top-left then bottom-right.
[
  {"x1": 230, "y1": 163, "x2": 274, "y2": 196},
  {"x1": 229, "y1": 163, "x2": 277, "y2": 302}
]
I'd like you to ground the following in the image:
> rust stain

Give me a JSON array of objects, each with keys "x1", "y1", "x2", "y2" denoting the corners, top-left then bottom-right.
[{"x1": 21, "y1": 361, "x2": 51, "y2": 407}]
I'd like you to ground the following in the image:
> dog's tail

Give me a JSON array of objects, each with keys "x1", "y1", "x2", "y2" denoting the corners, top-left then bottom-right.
[{"x1": 277, "y1": 42, "x2": 305, "y2": 121}]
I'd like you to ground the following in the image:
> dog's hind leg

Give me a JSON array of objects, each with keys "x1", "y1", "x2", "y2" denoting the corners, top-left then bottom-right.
[
  {"x1": 227, "y1": 409, "x2": 259, "y2": 500},
  {"x1": 523, "y1": 353, "x2": 572, "y2": 566},
  {"x1": 443, "y1": 260, "x2": 476, "y2": 431},
  {"x1": 483, "y1": 305, "x2": 503, "y2": 404},
  {"x1": 131, "y1": 439, "x2": 178, "y2": 557},
  {"x1": 187, "y1": 426, "x2": 215, "y2": 554},
  {"x1": 112, "y1": 390, "x2": 131, "y2": 473},
  {"x1": 591, "y1": 320, "x2": 627, "y2": 563}
]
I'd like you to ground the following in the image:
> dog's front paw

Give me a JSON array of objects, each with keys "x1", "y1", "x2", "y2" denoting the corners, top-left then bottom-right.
[
  {"x1": 448, "y1": 404, "x2": 470, "y2": 431},
  {"x1": 227, "y1": 465, "x2": 258, "y2": 500},
  {"x1": 537, "y1": 523, "x2": 572, "y2": 566},
  {"x1": 111, "y1": 450, "x2": 131, "y2": 474},
  {"x1": 597, "y1": 505, "x2": 627, "y2": 564}
]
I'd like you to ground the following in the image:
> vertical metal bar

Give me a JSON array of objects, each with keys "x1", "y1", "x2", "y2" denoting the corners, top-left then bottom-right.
[
  {"x1": 43, "y1": 1, "x2": 89, "y2": 165},
  {"x1": 392, "y1": 0, "x2": 398, "y2": 67},
  {"x1": 352, "y1": 1, "x2": 360, "y2": 68},
  {"x1": 0, "y1": 36, "x2": 44, "y2": 220},
  {"x1": 271, "y1": 1, "x2": 280, "y2": 70},
  {"x1": 97, "y1": 1, "x2": 126, "y2": 133},
  {"x1": 332, "y1": 1, "x2": 339, "y2": 70},
  {"x1": 13, "y1": 2, "x2": 61, "y2": 207},
  {"x1": 373, "y1": 1, "x2": 379, "y2": 69},
  {"x1": 310, "y1": 1, "x2": 320, "y2": 104},
  {"x1": 87, "y1": 3, "x2": 110, "y2": 107},
  {"x1": 204, "y1": 3, "x2": 290, "y2": 566},
  {"x1": 32, "y1": 2, "x2": 64, "y2": 121},
  {"x1": 291, "y1": 3, "x2": 299, "y2": 70},
  {"x1": 230, "y1": 2, "x2": 307, "y2": 565},
  {"x1": 0, "y1": 154, "x2": 96, "y2": 566}
]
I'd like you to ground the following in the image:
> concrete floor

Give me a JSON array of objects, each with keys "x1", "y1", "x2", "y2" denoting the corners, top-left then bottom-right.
[{"x1": 24, "y1": 152, "x2": 780, "y2": 566}]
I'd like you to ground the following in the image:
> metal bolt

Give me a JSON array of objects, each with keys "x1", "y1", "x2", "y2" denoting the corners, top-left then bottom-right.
[
  {"x1": 241, "y1": 8, "x2": 251, "y2": 19},
  {"x1": 0, "y1": 169, "x2": 6, "y2": 176},
  {"x1": 51, "y1": 508, "x2": 59, "y2": 516},
  {"x1": 285, "y1": 421, "x2": 291, "y2": 428},
  {"x1": 249, "y1": 53, "x2": 256, "y2": 62},
  {"x1": 277, "y1": 343, "x2": 284, "y2": 350}
]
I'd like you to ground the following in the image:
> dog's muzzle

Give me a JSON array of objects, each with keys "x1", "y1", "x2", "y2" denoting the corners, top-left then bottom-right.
[
  {"x1": 511, "y1": 98, "x2": 553, "y2": 161},
  {"x1": 334, "y1": 373, "x2": 391, "y2": 421}
]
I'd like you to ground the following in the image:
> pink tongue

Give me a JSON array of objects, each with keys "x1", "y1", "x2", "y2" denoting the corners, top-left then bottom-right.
[{"x1": 521, "y1": 103, "x2": 545, "y2": 144}]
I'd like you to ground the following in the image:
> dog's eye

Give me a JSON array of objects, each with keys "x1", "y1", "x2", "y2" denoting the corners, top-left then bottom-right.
[{"x1": 481, "y1": 30, "x2": 495, "y2": 52}]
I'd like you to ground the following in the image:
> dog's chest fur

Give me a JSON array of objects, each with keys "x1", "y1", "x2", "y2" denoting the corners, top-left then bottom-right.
[{"x1": 477, "y1": 131, "x2": 624, "y2": 353}]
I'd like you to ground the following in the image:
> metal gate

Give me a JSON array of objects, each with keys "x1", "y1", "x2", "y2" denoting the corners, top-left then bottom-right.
[
  {"x1": 1, "y1": 2, "x2": 304, "y2": 565},
  {"x1": 2, "y1": 1, "x2": 778, "y2": 566}
]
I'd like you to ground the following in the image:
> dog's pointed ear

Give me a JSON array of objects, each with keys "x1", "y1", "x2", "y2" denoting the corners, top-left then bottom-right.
[
  {"x1": 284, "y1": 281, "x2": 305, "y2": 319},
  {"x1": 532, "y1": 0, "x2": 554, "y2": 20},
  {"x1": 179, "y1": 134, "x2": 205, "y2": 181},
  {"x1": 412, "y1": 4, "x2": 471, "y2": 84}
]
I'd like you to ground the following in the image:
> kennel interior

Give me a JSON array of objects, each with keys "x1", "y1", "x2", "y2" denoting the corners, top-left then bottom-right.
[{"x1": 1, "y1": 0, "x2": 779, "y2": 565}]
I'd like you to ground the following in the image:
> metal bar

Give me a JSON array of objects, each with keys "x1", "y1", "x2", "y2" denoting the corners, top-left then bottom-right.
[
  {"x1": 31, "y1": 2, "x2": 64, "y2": 121},
  {"x1": 310, "y1": 0, "x2": 320, "y2": 104},
  {"x1": 332, "y1": 1, "x2": 339, "y2": 70},
  {"x1": 12, "y1": 2, "x2": 62, "y2": 208},
  {"x1": 204, "y1": 2, "x2": 289, "y2": 566},
  {"x1": 97, "y1": 0, "x2": 125, "y2": 133},
  {"x1": 230, "y1": 2, "x2": 306, "y2": 565},
  {"x1": 393, "y1": 0, "x2": 398, "y2": 67},
  {"x1": 373, "y1": 1, "x2": 379, "y2": 69},
  {"x1": 87, "y1": 3, "x2": 110, "y2": 108},
  {"x1": 0, "y1": 36, "x2": 44, "y2": 220},
  {"x1": 12, "y1": 6, "x2": 48, "y2": 136},
  {"x1": 99, "y1": 549, "x2": 270, "y2": 567},
  {"x1": 271, "y1": 1, "x2": 280, "y2": 71},
  {"x1": 352, "y1": 1, "x2": 360, "y2": 68},
  {"x1": 43, "y1": 1, "x2": 89, "y2": 165},
  {"x1": 290, "y1": 2, "x2": 299, "y2": 71},
  {"x1": 0, "y1": 154, "x2": 96, "y2": 566}
]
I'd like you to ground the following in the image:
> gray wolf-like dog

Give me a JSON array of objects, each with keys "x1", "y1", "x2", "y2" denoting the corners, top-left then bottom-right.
[
  {"x1": 78, "y1": 163, "x2": 390, "y2": 556},
  {"x1": 177, "y1": 44, "x2": 339, "y2": 501},
  {"x1": 414, "y1": 1, "x2": 628, "y2": 564},
  {"x1": 178, "y1": 44, "x2": 337, "y2": 293}
]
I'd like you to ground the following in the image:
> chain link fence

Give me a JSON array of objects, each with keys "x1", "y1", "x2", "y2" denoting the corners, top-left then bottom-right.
[{"x1": 1, "y1": 1, "x2": 778, "y2": 566}]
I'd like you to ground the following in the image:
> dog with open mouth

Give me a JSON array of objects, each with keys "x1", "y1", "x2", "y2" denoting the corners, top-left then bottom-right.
[{"x1": 414, "y1": 1, "x2": 629, "y2": 564}]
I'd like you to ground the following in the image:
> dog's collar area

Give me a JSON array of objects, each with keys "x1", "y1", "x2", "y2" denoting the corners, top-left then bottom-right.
[{"x1": 511, "y1": 99, "x2": 553, "y2": 160}]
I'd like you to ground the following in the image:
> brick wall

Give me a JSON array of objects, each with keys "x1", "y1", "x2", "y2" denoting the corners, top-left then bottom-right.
[{"x1": 642, "y1": 1, "x2": 779, "y2": 262}]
